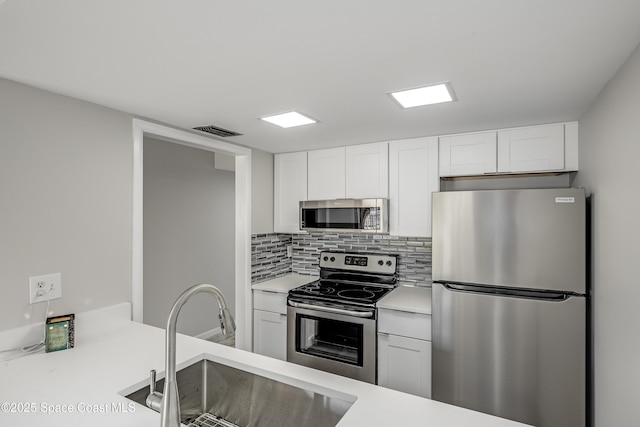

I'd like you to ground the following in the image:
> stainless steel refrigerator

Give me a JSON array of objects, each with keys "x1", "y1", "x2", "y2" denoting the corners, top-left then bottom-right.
[{"x1": 432, "y1": 188, "x2": 587, "y2": 427}]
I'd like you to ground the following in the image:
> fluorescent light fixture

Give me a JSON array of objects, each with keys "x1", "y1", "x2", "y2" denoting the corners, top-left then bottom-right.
[
  {"x1": 389, "y1": 82, "x2": 456, "y2": 108},
  {"x1": 260, "y1": 111, "x2": 317, "y2": 128}
]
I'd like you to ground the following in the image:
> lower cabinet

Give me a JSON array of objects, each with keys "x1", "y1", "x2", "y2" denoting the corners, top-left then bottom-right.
[
  {"x1": 253, "y1": 290, "x2": 287, "y2": 361},
  {"x1": 377, "y1": 308, "x2": 432, "y2": 398}
]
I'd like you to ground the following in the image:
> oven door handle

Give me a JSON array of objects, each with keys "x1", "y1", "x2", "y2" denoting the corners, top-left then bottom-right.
[{"x1": 288, "y1": 301, "x2": 374, "y2": 318}]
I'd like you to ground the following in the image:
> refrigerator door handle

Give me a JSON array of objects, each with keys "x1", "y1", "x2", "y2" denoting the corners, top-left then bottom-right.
[{"x1": 440, "y1": 282, "x2": 577, "y2": 301}]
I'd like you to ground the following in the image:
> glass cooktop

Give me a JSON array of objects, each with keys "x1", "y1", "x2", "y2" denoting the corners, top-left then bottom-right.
[{"x1": 288, "y1": 279, "x2": 394, "y2": 307}]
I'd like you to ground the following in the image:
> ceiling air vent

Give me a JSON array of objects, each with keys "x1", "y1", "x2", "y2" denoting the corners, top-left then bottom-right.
[{"x1": 193, "y1": 125, "x2": 242, "y2": 137}]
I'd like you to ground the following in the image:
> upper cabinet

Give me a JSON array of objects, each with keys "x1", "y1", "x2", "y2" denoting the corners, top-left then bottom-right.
[
  {"x1": 389, "y1": 137, "x2": 439, "y2": 237},
  {"x1": 497, "y1": 122, "x2": 577, "y2": 173},
  {"x1": 345, "y1": 142, "x2": 389, "y2": 198},
  {"x1": 274, "y1": 152, "x2": 307, "y2": 233},
  {"x1": 439, "y1": 131, "x2": 497, "y2": 176},
  {"x1": 274, "y1": 121, "x2": 578, "y2": 236},
  {"x1": 308, "y1": 143, "x2": 389, "y2": 200},
  {"x1": 307, "y1": 147, "x2": 346, "y2": 200},
  {"x1": 439, "y1": 122, "x2": 578, "y2": 177}
]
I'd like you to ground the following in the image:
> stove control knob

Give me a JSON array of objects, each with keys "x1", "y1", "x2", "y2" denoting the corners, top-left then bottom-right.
[
  {"x1": 330, "y1": 256, "x2": 335, "y2": 262},
  {"x1": 386, "y1": 260, "x2": 393, "y2": 266},
  {"x1": 378, "y1": 260, "x2": 384, "y2": 266},
  {"x1": 323, "y1": 256, "x2": 329, "y2": 262}
]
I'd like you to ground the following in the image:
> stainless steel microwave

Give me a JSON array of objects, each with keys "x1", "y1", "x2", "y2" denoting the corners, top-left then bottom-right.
[{"x1": 299, "y1": 199, "x2": 389, "y2": 233}]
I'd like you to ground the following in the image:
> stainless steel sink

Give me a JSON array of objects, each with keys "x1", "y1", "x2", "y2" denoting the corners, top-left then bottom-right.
[{"x1": 125, "y1": 356, "x2": 354, "y2": 427}]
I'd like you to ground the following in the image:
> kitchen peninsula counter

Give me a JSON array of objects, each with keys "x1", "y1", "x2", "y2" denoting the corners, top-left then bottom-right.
[{"x1": 0, "y1": 303, "x2": 527, "y2": 427}]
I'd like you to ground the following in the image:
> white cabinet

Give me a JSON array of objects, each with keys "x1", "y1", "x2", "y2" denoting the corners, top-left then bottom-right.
[
  {"x1": 274, "y1": 152, "x2": 307, "y2": 233},
  {"x1": 497, "y1": 123, "x2": 576, "y2": 173},
  {"x1": 307, "y1": 147, "x2": 346, "y2": 200},
  {"x1": 439, "y1": 131, "x2": 497, "y2": 176},
  {"x1": 252, "y1": 290, "x2": 288, "y2": 360},
  {"x1": 388, "y1": 137, "x2": 439, "y2": 237},
  {"x1": 439, "y1": 122, "x2": 579, "y2": 177},
  {"x1": 309, "y1": 143, "x2": 389, "y2": 200},
  {"x1": 377, "y1": 308, "x2": 432, "y2": 398},
  {"x1": 345, "y1": 142, "x2": 389, "y2": 198}
]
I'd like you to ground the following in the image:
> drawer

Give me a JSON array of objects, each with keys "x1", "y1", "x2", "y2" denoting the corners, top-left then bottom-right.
[
  {"x1": 253, "y1": 290, "x2": 288, "y2": 314},
  {"x1": 378, "y1": 308, "x2": 431, "y2": 341}
]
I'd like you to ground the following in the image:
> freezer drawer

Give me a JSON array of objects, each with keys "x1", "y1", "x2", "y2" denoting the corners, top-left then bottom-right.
[{"x1": 432, "y1": 283, "x2": 585, "y2": 427}]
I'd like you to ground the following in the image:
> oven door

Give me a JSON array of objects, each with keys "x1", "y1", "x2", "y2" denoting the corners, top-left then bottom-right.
[{"x1": 287, "y1": 302, "x2": 377, "y2": 384}]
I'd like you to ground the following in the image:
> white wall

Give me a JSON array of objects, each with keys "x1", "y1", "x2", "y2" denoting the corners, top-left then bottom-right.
[
  {"x1": 142, "y1": 137, "x2": 235, "y2": 337},
  {"x1": 0, "y1": 78, "x2": 133, "y2": 329},
  {"x1": 575, "y1": 42, "x2": 640, "y2": 426}
]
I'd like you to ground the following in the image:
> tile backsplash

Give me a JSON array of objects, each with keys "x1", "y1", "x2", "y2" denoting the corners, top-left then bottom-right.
[
  {"x1": 252, "y1": 232, "x2": 432, "y2": 286},
  {"x1": 251, "y1": 233, "x2": 292, "y2": 283}
]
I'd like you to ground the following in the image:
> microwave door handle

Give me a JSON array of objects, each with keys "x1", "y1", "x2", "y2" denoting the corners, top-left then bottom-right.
[{"x1": 288, "y1": 301, "x2": 374, "y2": 318}]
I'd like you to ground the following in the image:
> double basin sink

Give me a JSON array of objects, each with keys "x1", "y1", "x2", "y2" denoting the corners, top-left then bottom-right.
[{"x1": 123, "y1": 354, "x2": 354, "y2": 427}]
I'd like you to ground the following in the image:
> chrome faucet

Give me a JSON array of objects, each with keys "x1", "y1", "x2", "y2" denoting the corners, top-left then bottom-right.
[{"x1": 146, "y1": 283, "x2": 236, "y2": 427}]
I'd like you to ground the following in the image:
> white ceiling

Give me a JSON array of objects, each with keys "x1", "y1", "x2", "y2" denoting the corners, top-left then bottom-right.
[{"x1": 1, "y1": 1, "x2": 640, "y2": 154}]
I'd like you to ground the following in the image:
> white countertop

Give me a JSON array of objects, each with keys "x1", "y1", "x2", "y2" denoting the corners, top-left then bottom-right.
[
  {"x1": 0, "y1": 303, "x2": 527, "y2": 427},
  {"x1": 252, "y1": 273, "x2": 317, "y2": 293},
  {"x1": 378, "y1": 285, "x2": 432, "y2": 315}
]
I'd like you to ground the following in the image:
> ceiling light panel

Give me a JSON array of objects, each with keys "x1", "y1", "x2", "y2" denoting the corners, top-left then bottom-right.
[
  {"x1": 260, "y1": 111, "x2": 317, "y2": 128},
  {"x1": 389, "y1": 82, "x2": 456, "y2": 108}
]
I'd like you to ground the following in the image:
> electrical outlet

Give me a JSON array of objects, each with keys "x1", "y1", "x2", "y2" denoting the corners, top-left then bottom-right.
[{"x1": 29, "y1": 273, "x2": 62, "y2": 304}]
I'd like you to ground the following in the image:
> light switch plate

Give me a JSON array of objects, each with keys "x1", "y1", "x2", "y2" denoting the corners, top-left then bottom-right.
[{"x1": 29, "y1": 273, "x2": 62, "y2": 304}]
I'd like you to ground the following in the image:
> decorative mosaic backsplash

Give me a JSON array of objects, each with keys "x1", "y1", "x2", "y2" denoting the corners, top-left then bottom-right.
[
  {"x1": 252, "y1": 232, "x2": 432, "y2": 286},
  {"x1": 251, "y1": 233, "x2": 292, "y2": 283},
  {"x1": 292, "y1": 232, "x2": 431, "y2": 286}
]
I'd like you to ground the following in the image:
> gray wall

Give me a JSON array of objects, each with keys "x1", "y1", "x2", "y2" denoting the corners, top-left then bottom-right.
[
  {"x1": 0, "y1": 77, "x2": 274, "y2": 333},
  {"x1": 251, "y1": 148, "x2": 274, "y2": 235},
  {"x1": 0, "y1": 78, "x2": 133, "y2": 329},
  {"x1": 575, "y1": 43, "x2": 640, "y2": 426},
  {"x1": 143, "y1": 137, "x2": 235, "y2": 337}
]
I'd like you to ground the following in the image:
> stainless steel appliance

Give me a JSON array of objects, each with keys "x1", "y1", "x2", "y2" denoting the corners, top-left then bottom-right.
[
  {"x1": 287, "y1": 252, "x2": 397, "y2": 383},
  {"x1": 299, "y1": 199, "x2": 389, "y2": 233},
  {"x1": 432, "y1": 188, "x2": 588, "y2": 427}
]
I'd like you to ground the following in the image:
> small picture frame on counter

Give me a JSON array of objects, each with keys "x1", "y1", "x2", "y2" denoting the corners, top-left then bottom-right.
[{"x1": 45, "y1": 313, "x2": 75, "y2": 353}]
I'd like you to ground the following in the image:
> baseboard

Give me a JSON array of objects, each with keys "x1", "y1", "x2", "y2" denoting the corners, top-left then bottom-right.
[{"x1": 195, "y1": 327, "x2": 222, "y2": 340}]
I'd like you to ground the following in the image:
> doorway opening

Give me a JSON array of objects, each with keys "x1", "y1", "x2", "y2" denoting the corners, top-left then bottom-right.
[{"x1": 132, "y1": 119, "x2": 252, "y2": 350}]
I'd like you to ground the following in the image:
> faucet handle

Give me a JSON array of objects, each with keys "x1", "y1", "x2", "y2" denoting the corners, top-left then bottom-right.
[
  {"x1": 145, "y1": 369, "x2": 163, "y2": 412},
  {"x1": 149, "y1": 369, "x2": 157, "y2": 394}
]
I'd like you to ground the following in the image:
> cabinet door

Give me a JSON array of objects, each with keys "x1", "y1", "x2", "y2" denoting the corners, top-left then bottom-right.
[
  {"x1": 274, "y1": 152, "x2": 307, "y2": 233},
  {"x1": 439, "y1": 132, "x2": 497, "y2": 176},
  {"x1": 253, "y1": 309, "x2": 287, "y2": 360},
  {"x1": 307, "y1": 147, "x2": 346, "y2": 200},
  {"x1": 389, "y1": 137, "x2": 439, "y2": 237},
  {"x1": 345, "y1": 142, "x2": 389, "y2": 198},
  {"x1": 497, "y1": 124, "x2": 565, "y2": 173},
  {"x1": 378, "y1": 333, "x2": 431, "y2": 398}
]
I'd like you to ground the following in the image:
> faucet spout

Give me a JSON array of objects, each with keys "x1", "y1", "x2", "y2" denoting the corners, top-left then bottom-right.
[{"x1": 150, "y1": 283, "x2": 235, "y2": 427}]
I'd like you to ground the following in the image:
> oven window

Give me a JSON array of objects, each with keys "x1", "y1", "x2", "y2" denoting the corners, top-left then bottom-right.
[
  {"x1": 296, "y1": 314, "x2": 363, "y2": 366},
  {"x1": 301, "y1": 207, "x2": 380, "y2": 230}
]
